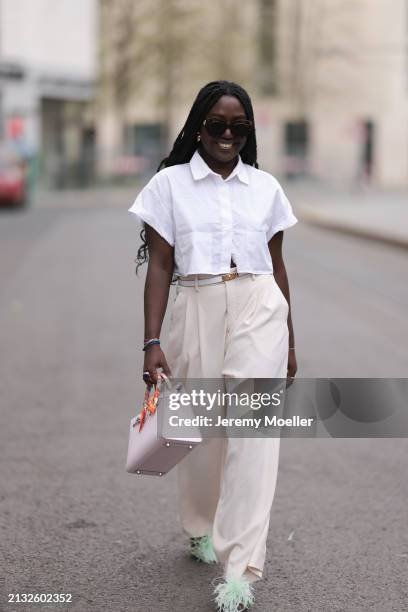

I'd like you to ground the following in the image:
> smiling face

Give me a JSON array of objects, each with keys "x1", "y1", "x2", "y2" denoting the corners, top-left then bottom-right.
[{"x1": 198, "y1": 95, "x2": 248, "y2": 166}]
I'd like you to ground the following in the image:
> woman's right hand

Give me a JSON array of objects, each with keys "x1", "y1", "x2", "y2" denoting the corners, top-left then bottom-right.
[{"x1": 143, "y1": 344, "x2": 172, "y2": 386}]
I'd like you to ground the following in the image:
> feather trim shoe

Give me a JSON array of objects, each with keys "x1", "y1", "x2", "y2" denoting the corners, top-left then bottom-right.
[
  {"x1": 189, "y1": 535, "x2": 218, "y2": 564},
  {"x1": 212, "y1": 575, "x2": 255, "y2": 612}
]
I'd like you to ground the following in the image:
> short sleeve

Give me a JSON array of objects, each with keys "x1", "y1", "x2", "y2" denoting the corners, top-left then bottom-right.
[
  {"x1": 266, "y1": 184, "x2": 298, "y2": 242},
  {"x1": 128, "y1": 174, "x2": 174, "y2": 246}
]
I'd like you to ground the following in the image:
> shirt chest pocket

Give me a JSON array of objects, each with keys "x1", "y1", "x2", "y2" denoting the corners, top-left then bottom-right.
[{"x1": 173, "y1": 197, "x2": 220, "y2": 235}]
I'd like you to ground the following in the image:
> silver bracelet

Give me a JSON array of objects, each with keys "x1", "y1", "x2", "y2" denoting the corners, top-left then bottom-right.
[{"x1": 289, "y1": 347, "x2": 295, "y2": 350}]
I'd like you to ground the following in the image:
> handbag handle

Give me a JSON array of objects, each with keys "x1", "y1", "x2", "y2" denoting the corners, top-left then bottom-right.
[{"x1": 136, "y1": 373, "x2": 171, "y2": 432}]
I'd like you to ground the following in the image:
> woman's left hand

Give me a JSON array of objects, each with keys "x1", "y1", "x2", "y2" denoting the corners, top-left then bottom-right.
[{"x1": 287, "y1": 348, "x2": 297, "y2": 381}]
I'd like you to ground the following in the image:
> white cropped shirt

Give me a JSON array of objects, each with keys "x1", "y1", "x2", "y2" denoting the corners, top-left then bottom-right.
[{"x1": 128, "y1": 149, "x2": 298, "y2": 276}]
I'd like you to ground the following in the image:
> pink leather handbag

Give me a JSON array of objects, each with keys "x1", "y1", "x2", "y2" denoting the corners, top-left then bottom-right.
[{"x1": 126, "y1": 374, "x2": 202, "y2": 476}]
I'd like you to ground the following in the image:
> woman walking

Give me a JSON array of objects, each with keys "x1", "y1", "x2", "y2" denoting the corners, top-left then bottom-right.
[{"x1": 129, "y1": 80, "x2": 298, "y2": 612}]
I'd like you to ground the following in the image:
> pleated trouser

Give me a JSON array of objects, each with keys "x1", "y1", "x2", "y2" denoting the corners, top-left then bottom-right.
[{"x1": 165, "y1": 273, "x2": 289, "y2": 583}]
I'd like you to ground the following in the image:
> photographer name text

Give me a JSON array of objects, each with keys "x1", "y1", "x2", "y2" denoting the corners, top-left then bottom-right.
[{"x1": 168, "y1": 415, "x2": 314, "y2": 429}]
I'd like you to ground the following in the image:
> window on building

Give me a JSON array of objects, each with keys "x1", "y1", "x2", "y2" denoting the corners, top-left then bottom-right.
[
  {"x1": 284, "y1": 120, "x2": 309, "y2": 178},
  {"x1": 124, "y1": 123, "x2": 162, "y2": 156},
  {"x1": 359, "y1": 120, "x2": 375, "y2": 182},
  {"x1": 122, "y1": 122, "x2": 163, "y2": 175},
  {"x1": 258, "y1": 0, "x2": 278, "y2": 95},
  {"x1": 79, "y1": 128, "x2": 96, "y2": 186}
]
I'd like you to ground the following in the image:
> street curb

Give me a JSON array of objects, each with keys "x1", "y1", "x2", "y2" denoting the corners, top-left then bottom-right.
[{"x1": 296, "y1": 209, "x2": 408, "y2": 250}]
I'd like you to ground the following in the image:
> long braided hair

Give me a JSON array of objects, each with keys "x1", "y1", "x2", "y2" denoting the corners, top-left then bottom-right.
[{"x1": 135, "y1": 80, "x2": 259, "y2": 272}]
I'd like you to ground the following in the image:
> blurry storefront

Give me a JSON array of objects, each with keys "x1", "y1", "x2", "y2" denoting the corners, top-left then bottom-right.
[
  {"x1": 0, "y1": 0, "x2": 97, "y2": 190},
  {"x1": 39, "y1": 78, "x2": 96, "y2": 189}
]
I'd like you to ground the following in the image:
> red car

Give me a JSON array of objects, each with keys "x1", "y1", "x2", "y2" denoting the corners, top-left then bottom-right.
[{"x1": 0, "y1": 146, "x2": 27, "y2": 207}]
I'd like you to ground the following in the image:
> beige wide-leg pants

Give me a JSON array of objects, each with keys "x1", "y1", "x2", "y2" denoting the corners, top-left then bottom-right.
[{"x1": 165, "y1": 273, "x2": 289, "y2": 583}]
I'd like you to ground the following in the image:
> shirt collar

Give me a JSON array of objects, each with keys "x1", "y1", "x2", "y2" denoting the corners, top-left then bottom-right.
[{"x1": 189, "y1": 149, "x2": 249, "y2": 185}]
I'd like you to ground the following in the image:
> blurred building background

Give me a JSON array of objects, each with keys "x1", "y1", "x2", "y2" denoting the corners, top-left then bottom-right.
[
  {"x1": 0, "y1": 0, "x2": 97, "y2": 189},
  {"x1": 0, "y1": 0, "x2": 407, "y2": 190},
  {"x1": 97, "y1": 0, "x2": 408, "y2": 188}
]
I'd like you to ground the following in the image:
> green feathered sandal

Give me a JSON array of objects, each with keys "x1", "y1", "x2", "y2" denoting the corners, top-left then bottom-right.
[
  {"x1": 189, "y1": 535, "x2": 218, "y2": 564},
  {"x1": 212, "y1": 575, "x2": 255, "y2": 612}
]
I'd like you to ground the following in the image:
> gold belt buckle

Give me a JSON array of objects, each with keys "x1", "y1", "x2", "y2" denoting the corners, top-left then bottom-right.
[{"x1": 222, "y1": 271, "x2": 238, "y2": 282}]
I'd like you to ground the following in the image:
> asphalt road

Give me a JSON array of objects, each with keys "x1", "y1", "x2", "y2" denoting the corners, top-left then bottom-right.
[{"x1": 0, "y1": 190, "x2": 407, "y2": 612}]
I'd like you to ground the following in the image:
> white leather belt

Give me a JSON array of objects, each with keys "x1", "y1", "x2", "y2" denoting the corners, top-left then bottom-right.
[{"x1": 177, "y1": 269, "x2": 252, "y2": 287}]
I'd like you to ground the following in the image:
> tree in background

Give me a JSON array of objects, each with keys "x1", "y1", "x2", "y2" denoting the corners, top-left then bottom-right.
[{"x1": 98, "y1": 0, "x2": 258, "y2": 169}]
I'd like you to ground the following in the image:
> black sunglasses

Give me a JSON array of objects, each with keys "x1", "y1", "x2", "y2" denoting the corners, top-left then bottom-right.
[{"x1": 202, "y1": 118, "x2": 253, "y2": 138}]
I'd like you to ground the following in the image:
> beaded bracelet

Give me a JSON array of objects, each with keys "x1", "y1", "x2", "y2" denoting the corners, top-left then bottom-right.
[{"x1": 143, "y1": 338, "x2": 160, "y2": 351}]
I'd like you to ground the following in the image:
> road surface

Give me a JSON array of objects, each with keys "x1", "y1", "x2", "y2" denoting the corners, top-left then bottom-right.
[{"x1": 0, "y1": 189, "x2": 407, "y2": 611}]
